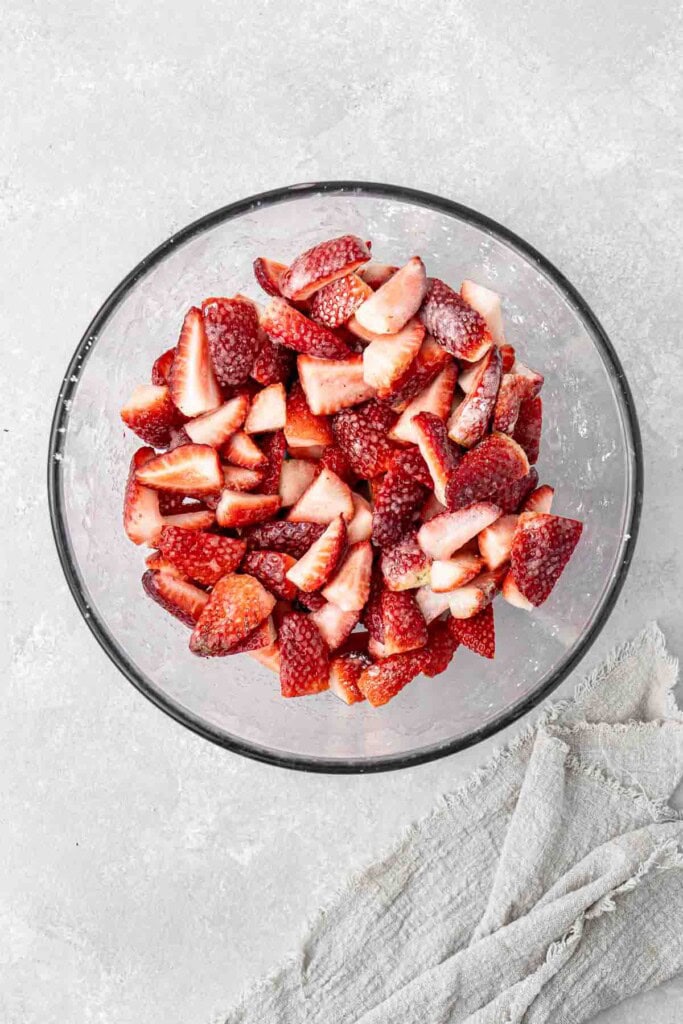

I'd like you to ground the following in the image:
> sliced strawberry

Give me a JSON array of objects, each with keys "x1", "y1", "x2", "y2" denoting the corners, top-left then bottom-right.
[
  {"x1": 513, "y1": 396, "x2": 543, "y2": 465},
  {"x1": 285, "y1": 515, "x2": 347, "y2": 592},
  {"x1": 251, "y1": 332, "x2": 296, "y2": 387},
  {"x1": 449, "y1": 604, "x2": 495, "y2": 658},
  {"x1": 419, "y1": 279, "x2": 494, "y2": 362},
  {"x1": 447, "y1": 345, "x2": 502, "y2": 448},
  {"x1": 244, "y1": 520, "x2": 325, "y2": 559},
  {"x1": 381, "y1": 529, "x2": 432, "y2": 591},
  {"x1": 190, "y1": 573, "x2": 276, "y2": 656},
  {"x1": 221, "y1": 464, "x2": 264, "y2": 492},
  {"x1": 316, "y1": 444, "x2": 358, "y2": 486},
  {"x1": 415, "y1": 585, "x2": 452, "y2": 624},
  {"x1": 151, "y1": 346, "x2": 176, "y2": 386},
  {"x1": 354, "y1": 257, "x2": 428, "y2": 335},
  {"x1": 216, "y1": 490, "x2": 280, "y2": 527},
  {"x1": 309, "y1": 273, "x2": 373, "y2": 328},
  {"x1": 430, "y1": 552, "x2": 483, "y2": 592},
  {"x1": 478, "y1": 514, "x2": 518, "y2": 570},
  {"x1": 500, "y1": 344, "x2": 516, "y2": 373},
  {"x1": 417, "y1": 503, "x2": 501, "y2": 559},
  {"x1": 371, "y1": 464, "x2": 427, "y2": 549},
  {"x1": 297, "y1": 354, "x2": 375, "y2": 415},
  {"x1": 162, "y1": 508, "x2": 216, "y2": 531},
  {"x1": 184, "y1": 394, "x2": 249, "y2": 448},
  {"x1": 142, "y1": 570, "x2": 209, "y2": 627},
  {"x1": 510, "y1": 512, "x2": 583, "y2": 606},
  {"x1": 445, "y1": 433, "x2": 529, "y2": 510},
  {"x1": 124, "y1": 448, "x2": 164, "y2": 546},
  {"x1": 361, "y1": 320, "x2": 425, "y2": 398},
  {"x1": 145, "y1": 550, "x2": 187, "y2": 579},
  {"x1": 328, "y1": 650, "x2": 370, "y2": 704},
  {"x1": 347, "y1": 492, "x2": 373, "y2": 544},
  {"x1": 158, "y1": 526, "x2": 245, "y2": 585},
  {"x1": 389, "y1": 335, "x2": 452, "y2": 410},
  {"x1": 421, "y1": 618, "x2": 460, "y2": 678},
  {"x1": 280, "y1": 235, "x2": 370, "y2": 301},
  {"x1": 279, "y1": 613, "x2": 330, "y2": 696},
  {"x1": 135, "y1": 443, "x2": 223, "y2": 495},
  {"x1": 492, "y1": 372, "x2": 537, "y2": 435},
  {"x1": 169, "y1": 307, "x2": 222, "y2": 418},
  {"x1": 357, "y1": 647, "x2": 427, "y2": 707},
  {"x1": 491, "y1": 466, "x2": 539, "y2": 513},
  {"x1": 412, "y1": 411, "x2": 460, "y2": 506},
  {"x1": 121, "y1": 384, "x2": 180, "y2": 447},
  {"x1": 253, "y1": 257, "x2": 288, "y2": 297},
  {"x1": 229, "y1": 616, "x2": 277, "y2": 654},
  {"x1": 249, "y1": 641, "x2": 281, "y2": 673},
  {"x1": 258, "y1": 429, "x2": 287, "y2": 495},
  {"x1": 381, "y1": 589, "x2": 428, "y2": 656},
  {"x1": 460, "y1": 280, "x2": 505, "y2": 346},
  {"x1": 358, "y1": 262, "x2": 399, "y2": 289},
  {"x1": 222, "y1": 430, "x2": 267, "y2": 469},
  {"x1": 332, "y1": 400, "x2": 398, "y2": 478},
  {"x1": 389, "y1": 362, "x2": 459, "y2": 444},
  {"x1": 278, "y1": 459, "x2": 317, "y2": 507},
  {"x1": 421, "y1": 492, "x2": 447, "y2": 522},
  {"x1": 448, "y1": 567, "x2": 505, "y2": 619},
  {"x1": 287, "y1": 467, "x2": 354, "y2": 524},
  {"x1": 522, "y1": 484, "x2": 554, "y2": 514},
  {"x1": 501, "y1": 570, "x2": 533, "y2": 610},
  {"x1": 284, "y1": 381, "x2": 334, "y2": 448},
  {"x1": 261, "y1": 298, "x2": 351, "y2": 359},
  {"x1": 321, "y1": 540, "x2": 372, "y2": 611},
  {"x1": 388, "y1": 447, "x2": 433, "y2": 488},
  {"x1": 242, "y1": 550, "x2": 298, "y2": 601},
  {"x1": 201, "y1": 296, "x2": 260, "y2": 388},
  {"x1": 243, "y1": 382, "x2": 287, "y2": 434}
]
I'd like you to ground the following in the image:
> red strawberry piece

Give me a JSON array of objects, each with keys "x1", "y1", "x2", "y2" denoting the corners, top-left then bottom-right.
[
  {"x1": 460, "y1": 280, "x2": 505, "y2": 346},
  {"x1": 361, "y1": 562, "x2": 385, "y2": 640},
  {"x1": 418, "y1": 503, "x2": 501, "y2": 559},
  {"x1": 354, "y1": 257, "x2": 428, "y2": 336},
  {"x1": 278, "y1": 459, "x2": 317, "y2": 507},
  {"x1": 297, "y1": 354, "x2": 375, "y2": 415},
  {"x1": 358, "y1": 262, "x2": 399, "y2": 289},
  {"x1": 328, "y1": 650, "x2": 370, "y2": 704},
  {"x1": 321, "y1": 540, "x2": 372, "y2": 611},
  {"x1": 190, "y1": 573, "x2": 276, "y2": 656},
  {"x1": 477, "y1": 514, "x2": 518, "y2": 570},
  {"x1": 229, "y1": 616, "x2": 277, "y2": 654},
  {"x1": 216, "y1": 490, "x2": 280, "y2": 528},
  {"x1": 513, "y1": 396, "x2": 543, "y2": 465},
  {"x1": 279, "y1": 613, "x2": 330, "y2": 696},
  {"x1": 253, "y1": 257, "x2": 288, "y2": 297},
  {"x1": 421, "y1": 492, "x2": 446, "y2": 522},
  {"x1": 430, "y1": 552, "x2": 483, "y2": 592},
  {"x1": 258, "y1": 429, "x2": 287, "y2": 495},
  {"x1": 415, "y1": 585, "x2": 452, "y2": 624},
  {"x1": 157, "y1": 526, "x2": 245, "y2": 586},
  {"x1": 244, "y1": 520, "x2": 325, "y2": 559},
  {"x1": 316, "y1": 444, "x2": 358, "y2": 486},
  {"x1": 380, "y1": 589, "x2": 427, "y2": 656},
  {"x1": 511, "y1": 360, "x2": 544, "y2": 395},
  {"x1": 285, "y1": 515, "x2": 347, "y2": 592},
  {"x1": 261, "y1": 298, "x2": 351, "y2": 359},
  {"x1": 309, "y1": 273, "x2": 373, "y2": 328},
  {"x1": 145, "y1": 550, "x2": 187, "y2": 579},
  {"x1": 221, "y1": 465, "x2": 264, "y2": 492},
  {"x1": 510, "y1": 512, "x2": 583, "y2": 606},
  {"x1": 332, "y1": 399, "x2": 398, "y2": 478},
  {"x1": 445, "y1": 433, "x2": 529, "y2": 510},
  {"x1": 123, "y1": 448, "x2": 163, "y2": 545},
  {"x1": 151, "y1": 346, "x2": 176, "y2": 386},
  {"x1": 287, "y1": 467, "x2": 354, "y2": 525},
  {"x1": 500, "y1": 344, "x2": 516, "y2": 374},
  {"x1": 242, "y1": 550, "x2": 298, "y2": 601},
  {"x1": 135, "y1": 443, "x2": 223, "y2": 496},
  {"x1": 448, "y1": 346, "x2": 503, "y2": 448},
  {"x1": 169, "y1": 307, "x2": 222, "y2": 418},
  {"x1": 167, "y1": 425, "x2": 191, "y2": 450},
  {"x1": 347, "y1": 492, "x2": 373, "y2": 544},
  {"x1": 389, "y1": 362, "x2": 458, "y2": 444},
  {"x1": 422, "y1": 618, "x2": 460, "y2": 677},
  {"x1": 523, "y1": 484, "x2": 554, "y2": 514},
  {"x1": 388, "y1": 447, "x2": 433, "y2": 488},
  {"x1": 222, "y1": 430, "x2": 267, "y2": 469},
  {"x1": 249, "y1": 641, "x2": 281, "y2": 673},
  {"x1": 357, "y1": 647, "x2": 427, "y2": 706},
  {"x1": 120, "y1": 384, "x2": 180, "y2": 448},
  {"x1": 296, "y1": 590, "x2": 328, "y2": 613},
  {"x1": 142, "y1": 570, "x2": 209, "y2": 627},
  {"x1": 337, "y1": 631, "x2": 370, "y2": 655},
  {"x1": 490, "y1": 466, "x2": 539, "y2": 514},
  {"x1": 162, "y1": 508, "x2": 216, "y2": 531},
  {"x1": 157, "y1": 491, "x2": 187, "y2": 516},
  {"x1": 201, "y1": 296, "x2": 260, "y2": 388},
  {"x1": 412, "y1": 411, "x2": 460, "y2": 506},
  {"x1": 280, "y1": 235, "x2": 371, "y2": 302},
  {"x1": 244, "y1": 382, "x2": 287, "y2": 434},
  {"x1": 371, "y1": 464, "x2": 427, "y2": 549},
  {"x1": 309, "y1": 602, "x2": 359, "y2": 650},
  {"x1": 448, "y1": 567, "x2": 506, "y2": 619},
  {"x1": 419, "y1": 278, "x2": 494, "y2": 362},
  {"x1": 251, "y1": 332, "x2": 296, "y2": 387},
  {"x1": 184, "y1": 394, "x2": 250, "y2": 448},
  {"x1": 284, "y1": 381, "x2": 334, "y2": 449},
  {"x1": 381, "y1": 529, "x2": 431, "y2": 591},
  {"x1": 492, "y1": 373, "x2": 536, "y2": 435},
  {"x1": 361, "y1": 319, "x2": 425, "y2": 398},
  {"x1": 502, "y1": 570, "x2": 533, "y2": 610},
  {"x1": 448, "y1": 605, "x2": 495, "y2": 659},
  {"x1": 389, "y1": 335, "x2": 452, "y2": 410}
]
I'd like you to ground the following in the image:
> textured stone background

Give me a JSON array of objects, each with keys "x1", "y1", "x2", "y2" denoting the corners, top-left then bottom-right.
[{"x1": 2, "y1": 1, "x2": 682, "y2": 1021}]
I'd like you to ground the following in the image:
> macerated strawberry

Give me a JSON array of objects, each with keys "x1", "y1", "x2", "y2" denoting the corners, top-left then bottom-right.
[
  {"x1": 221, "y1": 464, "x2": 264, "y2": 492},
  {"x1": 285, "y1": 515, "x2": 347, "y2": 592},
  {"x1": 448, "y1": 567, "x2": 506, "y2": 619},
  {"x1": 389, "y1": 335, "x2": 452, "y2": 410},
  {"x1": 145, "y1": 550, "x2": 187, "y2": 578},
  {"x1": 362, "y1": 319, "x2": 425, "y2": 397},
  {"x1": 422, "y1": 619, "x2": 460, "y2": 677},
  {"x1": 332, "y1": 399, "x2": 398, "y2": 478},
  {"x1": 316, "y1": 444, "x2": 358, "y2": 485},
  {"x1": 251, "y1": 332, "x2": 296, "y2": 387},
  {"x1": 309, "y1": 600, "x2": 360, "y2": 650},
  {"x1": 201, "y1": 296, "x2": 260, "y2": 388},
  {"x1": 229, "y1": 616, "x2": 277, "y2": 654},
  {"x1": 389, "y1": 363, "x2": 458, "y2": 444},
  {"x1": 242, "y1": 550, "x2": 298, "y2": 601},
  {"x1": 222, "y1": 430, "x2": 267, "y2": 469},
  {"x1": 415, "y1": 585, "x2": 452, "y2": 624},
  {"x1": 249, "y1": 641, "x2": 281, "y2": 673},
  {"x1": 412, "y1": 411, "x2": 460, "y2": 506},
  {"x1": 151, "y1": 346, "x2": 176, "y2": 386},
  {"x1": 309, "y1": 273, "x2": 373, "y2": 328},
  {"x1": 347, "y1": 492, "x2": 373, "y2": 544},
  {"x1": 297, "y1": 589, "x2": 328, "y2": 613},
  {"x1": 381, "y1": 529, "x2": 432, "y2": 591},
  {"x1": 161, "y1": 508, "x2": 216, "y2": 531},
  {"x1": 253, "y1": 257, "x2": 288, "y2": 297},
  {"x1": 279, "y1": 613, "x2": 330, "y2": 696},
  {"x1": 358, "y1": 262, "x2": 398, "y2": 289},
  {"x1": 362, "y1": 562, "x2": 386, "y2": 643},
  {"x1": 421, "y1": 492, "x2": 447, "y2": 522},
  {"x1": 460, "y1": 280, "x2": 505, "y2": 346},
  {"x1": 297, "y1": 354, "x2": 375, "y2": 415},
  {"x1": 169, "y1": 307, "x2": 222, "y2": 418},
  {"x1": 157, "y1": 490, "x2": 187, "y2": 516},
  {"x1": 135, "y1": 443, "x2": 223, "y2": 495},
  {"x1": 492, "y1": 373, "x2": 537, "y2": 435},
  {"x1": 419, "y1": 278, "x2": 494, "y2": 362},
  {"x1": 430, "y1": 552, "x2": 483, "y2": 592},
  {"x1": 261, "y1": 297, "x2": 352, "y2": 359},
  {"x1": 387, "y1": 447, "x2": 433, "y2": 487},
  {"x1": 158, "y1": 526, "x2": 245, "y2": 585},
  {"x1": 355, "y1": 257, "x2": 428, "y2": 335},
  {"x1": 167, "y1": 425, "x2": 191, "y2": 451},
  {"x1": 371, "y1": 464, "x2": 427, "y2": 549},
  {"x1": 280, "y1": 235, "x2": 371, "y2": 301},
  {"x1": 417, "y1": 503, "x2": 501, "y2": 559},
  {"x1": 244, "y1": 520, "x2": 325, "y2": 559},
  {"x1": 142, "y1": 570, "x2": 209, "y2": 627},
  {"x1": 449, "y1": 604, "x2": 495, "y2": 658},
  {"x1": 357, "y1": 647, "x2": 427, "y2": 707},
  {"x1": 513, "y1": 396, "x2": 543, "y2": 465},
  {"x1": 445, "y1": 433, "x2": 529, "y2": 510},
  {"x1": 510, "y1": 512, "x2": 583, "y2": 606},
  {"x1": 216, "y1": 490, "x2": 280, "y2": 528},
  {"x1": 523, "y1": 484, "x2": 554, "y2": 514},
  {"x1": 328, "y1": 650, "x2": 370, "y2": 704},
  {"x1": 258, "y1": 429, "x2": 287, "y2": 495},
  {"x1": 321, "y1": 540, "x2": 372, "y2": 611},
  {"x1": 243, "y1": 383, "x2": 287, "y2": 434},
  {"x1": 287, "y1": 467, "x2": 354, "y2": 524},
  {"x1": 511, "y1": 360, "x2": 544, "y2": 395},
  {"x1": 190, "y1": 573, "x2": 276, "y2": 656},
  {"x1": 380, "y1": 589, "x2": 428, "y2": 655},
  {"x1": 124, "y1": 447, "x2": 164, "y2": 545},
  {"x1": 490, "y1": 466, "x2": 539, "y2": 513},
  {"x1": 478, "y1": 514, "x2": 518, "y2": 570},
  {"x1": 501, "y1": 570, "x2": 534, "y2": 610},
  {"x1": 447, "y1": 346, "x2": 502, "y2": 448},
  {"x1": 278, "y1": 459, "x2": 317, "y2": 507},
  {"x1": 184, "y1": 394, "x2": 249, "y2": 448},
  {"x1": 499, "y1": 344, "x2": 516, "y2": 373},
  {"x1": 284, "y1": 382, "x2": 334, "y2": 449},
  {"x1": 121, "y1": 384, "x2": 180, "y2": 447}
]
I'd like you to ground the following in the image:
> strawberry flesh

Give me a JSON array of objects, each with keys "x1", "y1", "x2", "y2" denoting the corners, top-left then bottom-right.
[
  {"x1": 190, "y1": 573, "x2": 276, "y2": 656},
  {"x1": 142, "y1": 570, "x2": 209, "y2": 627},
  {"x1": 151, "y1": 347, "x2": 176, "y2": 386},
  {"x1": 381, "y1": 529, "x2": 432, "y2": 591},
  {"x1": 513, "y1": 396, "x2": 543, "y2": 465},
  {"x1": 253, "y1": 257, "x2": 288, "y2": 297},
  {"x1": 279, "y1": 613, "x2": 330, "y2": 696},
  {"x1": 135, "y1": 443, "x2": 223, "y2": 496},
  {"x1": 121, "y1": 384, "x2": 180, "y2": 447},
  {"x1": 510, "y1": 512, "x2": 583, "y2": 606},
  {"x1": 447, "y1": 345, "x2": 502, "y2": 448},
  {"x1": 169, "y1": 307, "x2": 222, "y2": 418}
]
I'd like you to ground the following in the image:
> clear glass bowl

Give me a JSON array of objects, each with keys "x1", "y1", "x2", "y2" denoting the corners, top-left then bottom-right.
[{"x1": 48, "y1": 182, "x2": 642, "y2": 773}]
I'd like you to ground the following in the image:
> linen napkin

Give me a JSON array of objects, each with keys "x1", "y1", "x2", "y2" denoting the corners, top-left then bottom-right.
[{"x1": 223, "y1": 623, "x2": 683, "y2": 1024}]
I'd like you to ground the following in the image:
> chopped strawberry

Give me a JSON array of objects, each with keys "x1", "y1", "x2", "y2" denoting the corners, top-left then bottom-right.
[
  {"x1": 381, "y1": 529, "x2": 431, "y2": 591},
  {"x1": 242, "y1": 550, "x2": 298, "y2": 601},
  {"x1": 258, "y1": 429, "x2": 287, "y2": 495},
  {"x1": 249, "y1": 641, "x2": 281, "y2": 673},
  {"x1": 347, "y1": 492, "x2": 373, "y2": 543},
  {"x1": 478, "y1": 514, "x2": 518, "y2": 570},
  {"x1": 419, "y1": 279, "x2": 494, "y2": 362},
  {"x1": 287, "y1": 467, "x2": 354, "y2": 524},
  {"x1": 244, "y1": 520, "x2": 325, "y2": 559},
  {"x1": 460, "y1": 280, "x2": 505, "y2": 346},
  {"x1": 492, "y1": 373, "x2": 536, "y2": 435},
  {"x1": 296, "y1": 590, "x2": 328, "y2": 613},
  {"x1": 511, "y1": 360, "x2": 544, "y2": 395},
  {"x1": 388, "y1": 447, "x2": 433, "y2": 488},
  {"x1": 357, "y1": 647, "x2": 426, "y2": 707},
  {"x1": 157, "y1": 490, "x2": 187, "y2": 516},
  {"x1": 389, "y1": 335, "x2": 452, "y2": 410},
  {"x1": 222, "y1": 430, "x2": 267, "y2": 469},
  {"x1": 310, "y1": 602, "x2": 360, "y2": 651},
  {"x1": 513, "y1": 396, "x2": 543, "y2": 465},
  {"x1": 412, "y1": 411, "x2": 460, "y2": 506},
  {"x1": 448, "y1": 567, "x2": 506, "y2": 619},
  {"x1": 501, "y1": 570, "x2": 533, "y2": 610},
  {"x1": 362, "y1": 562, "x2": 386, "y2": 643},
  {"x1": 158, "y1": 526, "x2": 245, "y2": 585},
  {"x1": 415, "y1": 585, "x2": 452, "y2": 624},
  {"x1": 169, "y1": 307, "x2": 222, "y2": 418},
  {"x1": 421, "y1": 492, "x2": 447, "y2": 521},
  {"x1": 285, "y1": 515, "x2": 347, "y2": 592},
  {"x1": 328, "y1": 650, "x2": 370, "y2": 704},
  {"x1": 284, "y1": 382, "x2": 334, "y2": 449},
  {"x1": 447, "y1": 346, "x2": 502, "y2": 448},
  {"x1": 317, "y1": 444, "x2": 358, "y2": 485},
  {"x1": 422, "y1": 619, "x2": 460, "y2": 677},
  {"x1": 142, "y1": 570, "x2": 209, "y2": 627},
  {"x1": 244, "y1": 382, "x2": 287, "y2": 434},
  {"x1": 510, "y1": 512, "x2": 583, "y2": 606},
  {"x1": 184, "y1": 394, "x2": 249, "y2": 448},
  {"x1": 201, "y1": 296, "x2": 260, "y2": 388},
  {"x1": 445, "y1": 433, "x2": 529, "y2": 510},
  {"x1": 362, "y1": 319, "x2": 425, "y2": 398},
  {"x1": 417, "y1": 503, "x2": 501, "y2": 559},
  {"x1": 250, "y1": 332, "x2": 296, "y2": 387},
  {"x1": 167, "y1": 425, "x2": 191, "y2": 450},
  {"x1": 332, "y1": 399, "x2": 398, "y2": 478},
  {"x1": 371, "y1": 464, "x2": 427, "y2": 548},
  {"x1": 380, "y1": 589, "x2": 428, "y2": 656},
  {"x1": 297, "y1": 354, "x2": 375, "y2": 415},
  {"x1": 499, "y1": 344, "x2": 516, "y2": 373},
  {"x1": 358, "y1": 262, "x2": 399, "y2": 289},
  {"x1": 135, "y1": 443, "x2": 223, "y2": 495},
  {"x1": 145, "y1": 550, "x2": 187, "y2": 579},
  {"x1": 151, "y1": 346, "x2": 176, "y2": 386},
  {"x1": 523, "y1": 484, "x2": 554, "y2": 514},
  {"x1": 190, "y1": 573, "x2": 276, "y2": 656},
  {"x1": 279, "y1": 613, "x2": 330, "y2": 696},
  {"x1": 278, "y1": 459, "x2": 317, "y2": 507},
  {"x1": 216, "y1": 490, "x2": 280, "y2": 528},
  {"x1": 120, "y1": 384, "x2": 180, "y2": 448},
  {"x1": 261, "y1": 298, "x2": 352, "y2": 359},
  {"x1": 389, "y1": 363, "x2": 459, "y2": 444},
  {"x1": 309, "y1": 273, "x2": 373, "y2": 328},
  {"x1": 449, "y1": 604, "x2": 495, "y2": 659},
  {"x1": 354, "y1": 257, "x2": 428, "y2": 335},
  {"x1": 161, "y1": 508, "x2": 216, "y2": 531},
  {"x1": 253, "y1": 257, "x2": 288, "y2": 297},
  {"x1": 229, "y1": 616, "x2": 277, "y2": 654},
  {"x1": 322, "y1": 540, "x2": 372, "y2": 612},
  {"x1": 491, "y1": 466, "x2": 539, "y2": 513},
  {"x1": 221, "y1": 465, "x2": 264, "y2": 492},
  {"x1": 280, "y1": 235, "x2": 370, "y2": 301},
  {"x1": 430, "y1": 552, "x2": 483, "y2": 592}
]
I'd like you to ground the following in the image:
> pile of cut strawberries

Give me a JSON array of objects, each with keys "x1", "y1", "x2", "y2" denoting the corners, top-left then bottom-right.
[{"x1": 121, "y1": 234, "x2": 583, "y2": 707}]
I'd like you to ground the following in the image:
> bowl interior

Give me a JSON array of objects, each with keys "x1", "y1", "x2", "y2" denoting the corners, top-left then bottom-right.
[{"x1": 50, "y1": 185, "x2": 640, "y2": 771}]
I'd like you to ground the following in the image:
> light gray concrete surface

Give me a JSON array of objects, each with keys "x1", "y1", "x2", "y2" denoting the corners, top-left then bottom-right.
[{"x1": 2, "y1": 1, "x2": 682, "y2": 1021}]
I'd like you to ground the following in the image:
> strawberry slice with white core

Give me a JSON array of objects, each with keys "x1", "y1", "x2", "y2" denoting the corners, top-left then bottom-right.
[
  {"x1": 297, "y1": 354, "x2": 375, "y2": 415},
  {"x1": 522, "y1": 484, "x2": 554, "y2": 514},
  {"x1": 287, "y1": 467, "x2": 354, "y2": 525},
  {"x1": 448, "y1": 345, "x2": 502, "y2": 448},
  {"x1": 389, "y1": 362, "x2": 459, "y2": 444},
  {"x1": 381, "y1": 530, "x2": 432, "y2": 591},
  {"x1": 249, "y1": 641, "x2": 281, "y2": 673},
  {"x1": 347, "y1": 492, "x2": 373, "y2": 544},
  {"x1": 362, "y1": 319, "x2": 425, "y2": 397},
  {"x1": 285, "y1": 515, "x2": 347, "y2": 592},
  {"x1": 169, "y1": 307, "x2": 222, "y2": 418},
  {"x1": 124, "y1": 447, "x2": 164, "y2": 545},
  {"x1": 430, "y1": 552, "x2": 483, "y2": 592},
  {"x1": 284, "y1": 382, "x2": 334, "y2": 449},
  {"x1": 477, "y1": 514, "x2": 518, "y2": 570},
  {"x1": 142, "y1": 570, "x2": 209, "y2": 627},
  {"x1": 415, "y1": 585, "x2": 452, "y2": 624},
  {"x1": 309, "y1": 602, "x2": 359, "y2": 651},
  {"x1": 418, "y1": 502, "x2": 501, "y2": 560},
  {"x1": 216, "y1": 490, "x2": 281, "y2": 528},
  {"x1": 308, "y1": 273, "x2": 373, "y2": 328},
  {"x1": 135, "y1": 443, "x2": 223, "y2": 496},
  {"x1": 412, "y1": 411, "x2": 460, "y2": 506},
  {"x1": 120, "y1": 384, "x2": 179, "y2": 448},
  {"x1": 221, "y1": 465, "x2": 264, "y2": 491},
  {"x1": 184, "y1": 394, "x2": 249, "y2": 447},
  {"x1": 244, "y1": 383, "x2": 287, "y2": 434},
  {"x1": 190, "y1": 573, "x2": 276, "y2": 656},
  {"x1": 354, "y1": 257, "x2": 428, "y2": 335},
  {"x1": 419, "y1": 278, "x2": 494, "y2": 362},
  {"x1": 278, "y1": 459, "x2": 317, "y2": 507},
  {"x1": 358, "y1": 262, "x2": 399, "y2": 289},
  {"x1": 321, "y1": 540, "x2": 372, "y2": 612},
  {"x1": 162, "y1": 508, "x2": 216, "y2": 532},
  {"x1": 253, "y1": 257, "x2": 288, "y2": 296},
  {"x1": 222, "y1": 430, "x2": 267, "y2": 469},
  {"x1": 280, "y1": 235, "x2": 371, "y2": 301},
  {"x1": 510, "y1": 512, "x2": 583, "y2": 606},
  {"x1": 460, "y1": 280, "x2": 505, "y2": 346},
  {"x1": 448, "y1": 568, "x2": 506, "y2": 619},
  {"x1": 502, "y1": 570, "x2": 533, "y2": 610},
  {"x1": 328, "y1": 651, "x2": 370, "y2": 704}
]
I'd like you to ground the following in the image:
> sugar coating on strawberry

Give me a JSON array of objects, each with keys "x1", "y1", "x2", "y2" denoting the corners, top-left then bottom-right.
[
  {"x1": 419, "y1": 278, "x2": 493, "y2": 362},
  {"x1": 142, "y1": 570, "x2": 209, "y2": 627},
  {"x1": 244, "y1": 520, "x2": 325, "y2": 559},
  {"x1": 381, "y1": 529, "x2": 432, "y2": 591},
  {"x1": 448, "y1": 605, "x2": 495, "y2": 659},
  {"x1": 151, "y1": 347, "x2": 176, "y2": 386},
  {"x1": 278, "y1": 613, "x2": 330, "y2": 697},
  {"x1": 513, "y1": 396, "x2": 543, "y2": 465},
  {"x1": 258, "y1": 430, "x2": 287, "y2": 494},
  {"x1": 422, "y1": 619, "x2": 460, "y2": 677},
  {"x1": 387, "y1": 447, "x2": 433, "y2": 488},
  {"x1": 380, "y1": 589, "x2": 428, "y2": 655},
  {"x1": 242, "y1": 550, "x2": 298, "y2": 601},
  {"x1": 371, "y1": 464, "x2": 427, "y2": 549},
  {"x1": 309, "y1": 273, "x2": 373, "y2": 328},
  {"x1": 445, "y1": 433, "x2": 529, "y2": 510},
  {"x1": 328, "y1": 650, "x2": 371, "y2": 704},
  {"x1": 251, "y1": 333, "x2": 295, "y2": 387},
  {"x1": 490, "y1": 466, "x2": 539, "y2": 514},
  {"x1": 201, "y1": 296, "x2": 260, "y2": 388},
  {"x1": 362, "y1": 563, "x2": 386, "y2": 643},
  {"x1": 412, "y1": 411, "x2": 460, "y2": 506},
  {"x1": 121, "y1": 384, "x2": 181, "y2": 448},
  {"x1": 316, "y1": 444, "x2": 358, "y2": 486},
  {"x1": 447, "y1": 345, "x2": 502, "y2": 449},
  {"x1": 253, "y1": 257, "x2": 288, "y2": 297},
  {"x1": 261, "y1": 298, "x2": 352, "y2": 359},
  {"x1": 158, "y1": 527, "x2": 245, "y2": 586},
  {"x1": 332, "y1": 400, "x2": 398, "y2": 478},
  {"x1": 281, "y1": 235, "x2": 370, "y2": 302},
  {"x1": 190, "y1": 573, "x2": 276, "y2": 656},
  {"x1": 357, "y1": 647, "x2": 426, "y2": 707},
  {"x1": 460, "y1": 280, "x2": 505, "y2": 347},
  {"x1": 492, "y1": 373, "x2": 536, "y2": 435},
  {"x1": 510, "y1": 512, "x2": 583, "y2": 606}
]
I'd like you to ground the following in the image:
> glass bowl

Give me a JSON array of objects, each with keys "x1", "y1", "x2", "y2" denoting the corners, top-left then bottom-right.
[{"x1": 48, "y1": 182, "x2": 642, "y2": 773}]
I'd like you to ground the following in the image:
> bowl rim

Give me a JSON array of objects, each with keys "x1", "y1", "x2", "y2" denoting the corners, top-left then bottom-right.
[{"x1": 47, "y1": 180, "x2": 643, "y2": 774}]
